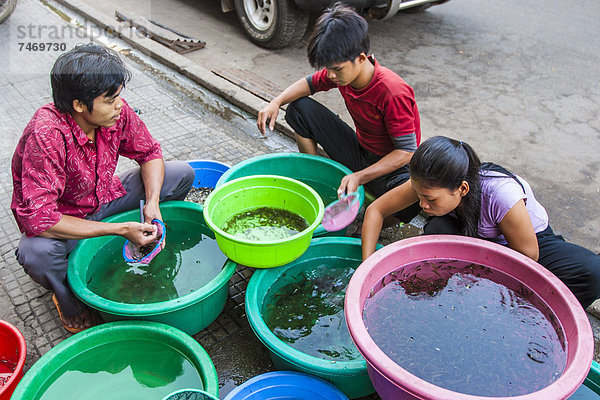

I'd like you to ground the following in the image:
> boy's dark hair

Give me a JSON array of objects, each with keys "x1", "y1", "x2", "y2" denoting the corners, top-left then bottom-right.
[
  {"x1": 307, "y1": 2, "x2": 370, "y2": 69},
  {"x1": 50, "y1": 44, "x2": 131, "y2": 113}
]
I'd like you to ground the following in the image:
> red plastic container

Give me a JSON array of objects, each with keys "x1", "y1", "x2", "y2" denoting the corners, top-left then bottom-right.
[
  {"x1": 345, "y1": 235, "x2": 594, "y2": 400},
  {"x1": 0, "y1": 320, "x2": 26, "y2": 400}
]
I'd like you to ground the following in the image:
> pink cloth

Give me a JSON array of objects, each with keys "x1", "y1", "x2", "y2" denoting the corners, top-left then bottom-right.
[
  {"x1": 11, "y1": 100, "x2": 162, "y2": 237},
  {"x1": 310, "y1": 56, "x2": 421, "y2": 156}
]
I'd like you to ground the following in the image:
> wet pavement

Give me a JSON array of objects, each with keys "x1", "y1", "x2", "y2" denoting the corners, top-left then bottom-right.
[{"x1": 0, "y1": 1, "x2": 598, "y2": 399}]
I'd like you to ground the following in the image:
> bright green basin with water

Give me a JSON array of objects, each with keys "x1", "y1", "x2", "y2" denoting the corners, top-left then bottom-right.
[
  {"x1": 216, "y1": 153, "x2": 365, "y2": 237},
  {"x1": 68, "y1": 201, "x2": 236, "y2": 335},
  {"x1": 11, "y1": 321, "x2": 218, "y2": 400}
]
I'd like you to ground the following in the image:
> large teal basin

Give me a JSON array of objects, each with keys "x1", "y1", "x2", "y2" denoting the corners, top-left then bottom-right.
[
  {"x1": 68, "y1": 201, "x2": 236, "y2": 335},
  {"x1": 11, "y1": 321, "x2": 218, "y2": 399},
  {"x1": 245, "y1": 237, "x2": 376, "y2": 398}
]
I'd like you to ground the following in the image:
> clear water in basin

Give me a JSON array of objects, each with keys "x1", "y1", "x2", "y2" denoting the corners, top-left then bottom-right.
[
  {"x1": 363, "y1": 259, "x2": 567, "y2": 397},
  {"x1": 88, "y1": 220, "x2": 227, "y2": 304}
]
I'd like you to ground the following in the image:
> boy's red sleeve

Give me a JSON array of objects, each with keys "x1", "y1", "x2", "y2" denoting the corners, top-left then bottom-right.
[{"x1": 309, "y1": 68, "x2": 338, "y2": 93}]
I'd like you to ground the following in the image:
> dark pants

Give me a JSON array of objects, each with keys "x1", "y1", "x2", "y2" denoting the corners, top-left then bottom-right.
[
  {"x1": 424, "y1": 216, "x2": 600, "y2": 309},
  {"x1": 285, "y1": 97, "x2": 420, "y2": 222},
  {"x1": 15, "y1": 160, "x2": 195, "y2": 318}
]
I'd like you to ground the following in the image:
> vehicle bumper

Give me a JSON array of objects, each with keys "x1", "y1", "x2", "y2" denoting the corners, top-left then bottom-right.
[
  {"x1": 380, "y1": 0, "x2": 442, "y2": 19},
  {"x1": 293, "y1": 0, "x2": 448, "y2": 19},
  {"x1": 294, "y1": 0, "x2": 383, "y2": 12}
]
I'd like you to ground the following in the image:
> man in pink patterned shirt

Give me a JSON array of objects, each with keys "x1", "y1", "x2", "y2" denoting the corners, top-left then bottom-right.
[{"x1": 11, "y1": 44, "x2": 194, "y2": 333}]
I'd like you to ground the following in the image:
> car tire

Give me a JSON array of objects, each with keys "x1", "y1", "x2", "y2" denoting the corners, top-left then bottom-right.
[
  {"x1": 0, "y1": 0, "x2": 17, "y2": 23},
  {"x1": 234, "y1": 0, "x2": 309, "y2": 49}
]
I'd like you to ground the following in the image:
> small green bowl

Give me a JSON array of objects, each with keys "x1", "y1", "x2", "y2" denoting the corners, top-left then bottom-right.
[
  {"x1": 11, "y1": 321, "x2": 218, "y2": 400},
  {"x1": 203, "y1": 175, "x2": 324, "y2": 268}
]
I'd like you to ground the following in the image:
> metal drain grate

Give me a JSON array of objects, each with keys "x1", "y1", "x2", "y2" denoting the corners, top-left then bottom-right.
[{"x1": 212, "y1": 68, "x2": 283, "y2": 103}]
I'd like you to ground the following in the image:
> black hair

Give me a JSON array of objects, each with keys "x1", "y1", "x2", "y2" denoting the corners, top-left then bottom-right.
[
  {"x1": 50, "y1": 44, "x2": 131, "y2": 113},
  {"x1": 410, "y1": 137, "x2": 526, "y2": 237},
  {"x1": 306, "y1": 2, "x2": 370, "y2": 69},
  {"x1": 480, "y1": 162, "x2": 526, "y2": 193},
  {"x1": 409, "y1": 136, "x2": 482, "y2": 237}
]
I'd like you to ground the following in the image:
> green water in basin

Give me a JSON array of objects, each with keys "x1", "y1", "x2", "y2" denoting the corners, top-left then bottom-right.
[
  {"x1": 38, "y1": 339, "x2": 203, "y2": 400},
  {"x1": 264, "y1": 260, "x2": 362, "y2": 361},
  {"x1": 87, "y1": 220, "x2": 227, "y2": 304},
  {"x1": 223, "y1": 207, "x2": 309, "y2": 241}
]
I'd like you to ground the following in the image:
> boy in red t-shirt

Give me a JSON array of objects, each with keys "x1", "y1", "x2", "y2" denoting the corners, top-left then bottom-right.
[{"x1": 257, "y1": 3, "x2": 421, "y2": 220}]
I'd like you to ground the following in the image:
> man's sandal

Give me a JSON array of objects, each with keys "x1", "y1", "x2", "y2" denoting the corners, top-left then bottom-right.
[{"x1": 51, "y1": 294, "x2": 84, "y2": 334}]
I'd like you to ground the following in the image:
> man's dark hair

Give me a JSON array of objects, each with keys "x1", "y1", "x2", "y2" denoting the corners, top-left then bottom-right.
[
  {"x1": 307, "y1": 2, "x2": 370, "y2": 69},
  {"x1": 50, "y1": 44, "x2": 131, "y2": 113}
]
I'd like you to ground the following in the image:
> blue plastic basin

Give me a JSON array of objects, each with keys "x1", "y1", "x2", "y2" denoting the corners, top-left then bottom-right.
[
  {"x1": 223, "y1": 371, "x2": 348, "y2": 400},
  {"x1": 188, "y1": 160, "x2": 230, "y2": 189}
]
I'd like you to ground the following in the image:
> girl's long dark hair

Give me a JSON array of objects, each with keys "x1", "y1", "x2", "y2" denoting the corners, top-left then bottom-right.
[
  {"x1": 410, "y1": 136, "x2": 523, "y2": 237},
  {"x1": 409, "y1": 136, "x2": 482, "y2": 237}
]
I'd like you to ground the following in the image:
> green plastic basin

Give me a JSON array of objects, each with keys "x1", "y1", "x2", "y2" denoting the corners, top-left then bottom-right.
[
  {"x1": 203, "y1": 175, "x2": 324, "y2": 268},
  {"x1": 68, "y1": 201, "x2": 236, "y2": 335},
  {"x1": 216, "y1": 153, "x2": 364, "y2": 237},
  {"x1": 11, "y1": 321, "x2": 218, "y2": 400},
  {"x1": 572, "y1": 360, "x2": 600, "y2": 398},
  {"x1": 245, "y1": 237, "x2": 376, "y2": 398},
  {"x1": 162, "y1": 388, "x2": 220, "y2": 400}
]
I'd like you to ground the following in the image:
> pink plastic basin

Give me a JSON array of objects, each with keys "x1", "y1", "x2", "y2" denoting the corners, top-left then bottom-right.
[
  {"x1": 345, "y1": 235, "x2": 593, "y2": 400},
  {"x1": 0, "y1": 320, "x2": 26, "y2": 400}
]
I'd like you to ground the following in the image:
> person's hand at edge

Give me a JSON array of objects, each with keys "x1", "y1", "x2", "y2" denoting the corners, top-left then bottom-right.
[
  {"x1": 124, "y1": 221, "x2": 158, "y2": 247},
  {"x1": 257, "y1": 101, "x2": 280, "y2": 135},
  {"x1": 143, "y1": 200, "x2": 165, "y2": 249},
  {"x1": 338, "y1": 173, "x2": 362, "y2": 198}
]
